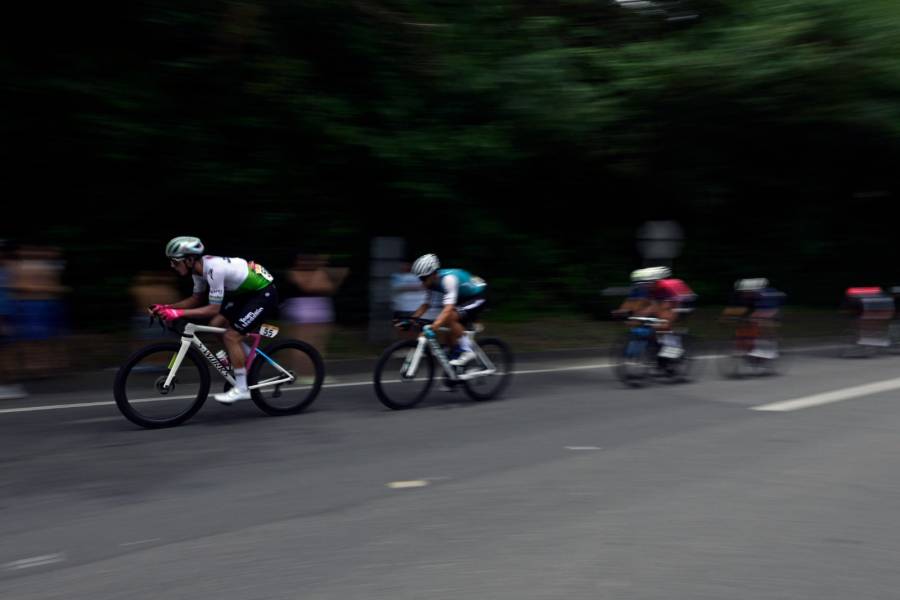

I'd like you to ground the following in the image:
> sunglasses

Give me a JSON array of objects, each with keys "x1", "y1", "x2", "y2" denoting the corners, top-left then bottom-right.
[{"x1": 170, "y1": 258, "x2": 186, "y2": 267}]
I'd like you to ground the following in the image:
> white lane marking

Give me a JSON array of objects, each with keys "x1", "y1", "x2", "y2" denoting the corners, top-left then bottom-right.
[
  {"x1": 0, "y1": 343, "x2": 859, "y2": 416},
  {"x1": 386, "y1": 480, "x2": 430, "y2": 489},
  {"x1": 565, "y1": 446, "x2": 603, "y2": 451},
  {"x1": 66, "y1": 416, "x2": 124, "y2": 424},
  {"x1": 120, "y1": 538, "x2": 160, "y2": 547},
  {"x1": 752, "y1": 376, "x2": 900, "y2": 412},
  {"x1": 0, "y1": 401, "x2": 115, "y2": 414},
  {"x1": 3, "y1": 553, "x2": 66, "y2": 570}
]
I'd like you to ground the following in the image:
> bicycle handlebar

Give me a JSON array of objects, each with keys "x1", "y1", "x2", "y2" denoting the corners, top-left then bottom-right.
[
  {"x1": 393, "y1": 317, "x2": 434, "y2": 331},
  {"x1": 147, "y1": 311, "x2": 187, "y2": 334}
]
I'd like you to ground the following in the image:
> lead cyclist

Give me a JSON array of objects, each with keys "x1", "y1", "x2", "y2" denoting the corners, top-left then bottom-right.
[{"x1": 150, "y1": 236, "x2": 278, "y2": 404}]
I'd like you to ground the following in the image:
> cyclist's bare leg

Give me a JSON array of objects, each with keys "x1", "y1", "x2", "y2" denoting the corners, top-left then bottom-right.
[
  {"x1": 445, "y1": 311, "x2": 465, "y2": 348},
  {"x1": 210, "y1": 314, "x2": 247, "y2": 367}
]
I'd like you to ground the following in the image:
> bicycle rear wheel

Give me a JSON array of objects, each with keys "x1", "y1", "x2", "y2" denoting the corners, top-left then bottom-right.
[
  {"x1": 462, "y1": 338, "x2": 513, "y2": 401},
  {"x1": 663, "y1": 333, "x2": 697, "y2": 383},
  {"x1": 373, "y1": 339, "x2": 434, "y2": 410},
  {"x1": 249, "y1": 340, "x2": 324, "y2": 415},
  {"x1": 114, "y1": 343, "x2": 210, "y2": 428}
]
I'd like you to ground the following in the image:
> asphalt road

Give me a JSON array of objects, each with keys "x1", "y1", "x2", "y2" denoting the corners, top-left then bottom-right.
[{"x1": 3, "y1": 347, "x2": 900, "y2": 599}]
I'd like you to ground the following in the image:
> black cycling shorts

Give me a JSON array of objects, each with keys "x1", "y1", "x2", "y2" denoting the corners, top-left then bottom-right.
[
  {"x1": 220, "y1": 284, "x2": 279, "y2": 334},
  {"x1": 456, "y1": 295, "x2": 487, "y2": 324}
]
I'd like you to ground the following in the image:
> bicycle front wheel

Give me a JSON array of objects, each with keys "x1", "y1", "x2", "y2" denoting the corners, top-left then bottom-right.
[
  {"x1": 373, "y1": 339, "x2": 434, "y2": 410},
  {"x1": 113, "y1": 343, "x2": 210, "y2": 428},
  {"x1": 462, "y1": 338, "x2": 513, "y2": 401},
  {"x1": 249, "y1": 340, "x2": 325, "y2": 416},
  {"x1": 612, "y1": 334, "x2": 653, "y2": 387}
]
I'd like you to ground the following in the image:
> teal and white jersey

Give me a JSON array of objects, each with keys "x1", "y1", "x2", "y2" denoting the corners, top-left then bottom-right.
[{"x1": 426, "y1": 268, "x2": 487, "y2": 306}]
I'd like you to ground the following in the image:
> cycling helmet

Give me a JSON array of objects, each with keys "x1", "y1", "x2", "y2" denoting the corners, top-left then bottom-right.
[
  {"x1": 630, "y1": 266, "x2": 671, "y2": 283},
  {"x1": 165, "y1": 236, "x2": 205, "y2": 259},
  {"x1": 411, "y1": 253, "x2": 440, "y2": 277},
  {"x1": 735, "y1": 278, "x2": 768, "y2": 292}
]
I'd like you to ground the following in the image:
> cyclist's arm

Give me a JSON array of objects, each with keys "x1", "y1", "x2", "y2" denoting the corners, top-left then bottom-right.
[
  {"x1": 179, "y1": 303, "x2": 221, "y2": 320},
  {"x1": 432, "y1": 303, "x2": 456, "y2": 329},
  {"x1": 615, "y1": 298, "x2": 647, "y2": 315},
  {"x1": 410, "y1": 283, "x2": 440, "y2": 321},
  {"x1": 654, "y1": 301, "x2": 677, "y2": 327},
  {"x1": 175, "y1": 260, "x2": 225, "y2": 319},
  {"x1": 722, "y1": 306, "x2": 748, "y2": 318},
  {"x1": 171, "y1": 294, "x2": 204, "y2": 311},
  {"x1": 431, "y1": 274, "x2": 460, "y2": 328},
  {"x1": 409, "y1": 303, "x2": 430, "y2": 320}
]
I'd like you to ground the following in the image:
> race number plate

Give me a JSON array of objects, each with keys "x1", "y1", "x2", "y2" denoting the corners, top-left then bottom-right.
[{"x1": 260, "y1": 324, "x2": 280, "y2": 338}]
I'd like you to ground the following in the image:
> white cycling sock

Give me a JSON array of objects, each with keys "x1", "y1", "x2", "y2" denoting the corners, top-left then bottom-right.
[
  {"x1": 458, "y1": 333, "x2": 473, "y2": 353},
  {"x1": 234, "y1": 368, "x2": 248, "y2": 391}
]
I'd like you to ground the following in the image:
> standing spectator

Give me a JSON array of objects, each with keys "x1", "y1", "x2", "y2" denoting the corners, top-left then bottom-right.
[
  {"x1": 129, "y1": 270, "x2": 180, "y2": 350},
  {"x1": 10, "y1": 245, "x2": 69, "y2": 377},
  {"x1": 0, "y1": 241, "x2": 27, "y2": 399},
  {"x1": 281, "y1": 254, "x2": 349, "y2": 359}
]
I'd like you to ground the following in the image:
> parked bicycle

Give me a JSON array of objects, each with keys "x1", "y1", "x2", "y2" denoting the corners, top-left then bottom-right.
[
  {"x1": 114, "y1": 316, "x2": 324, "y2": 428},
  {"x1": 611, "y1": 315, "x2": 695, "y2": 387},
  {"x1": 373, "y1": 319, "x2": 513, "y2": 410}
]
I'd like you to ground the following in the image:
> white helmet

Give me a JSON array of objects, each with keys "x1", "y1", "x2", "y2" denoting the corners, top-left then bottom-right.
[
  {"x1": 630, "y1": 266, "x2": 671, "y2": 283},
  {"x1": 735, "y1": 278, "x2": 768, "y2": 291},
  {"x1": 165, "y1": 236, "x2": 205, "y2": 259},
  {"x1": 411, "y1": 253, "x2": 440, "y2": 277}
]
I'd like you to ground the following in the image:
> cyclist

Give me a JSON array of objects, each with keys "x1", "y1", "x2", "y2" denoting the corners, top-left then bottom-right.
[
  {"x1": 614, "y1": 266, "x2": 696, "y2": 359},
  {"x1": 722, "y1": 278, "x2": 785, "y2": 359},
  {"x1": 403, "y1": 253, "x2": 487, "y2": 366},
  {"x1": 150, "y1": 236, "x2": 278, "y2": 404},
  {"x1": 844, "y1": 286, "x2": 894, "y2": 347}
]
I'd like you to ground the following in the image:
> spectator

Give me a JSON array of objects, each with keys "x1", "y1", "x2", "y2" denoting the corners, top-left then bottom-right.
[
  {"x1": 129, "y1": 270, "x2": 180, "y2": 350},
  {"x1": 10, "y1": 245, "x2": 69, "y2": 377},
  {"x1": 281, "y1": 254, "x2": 348, "y2": 359},
  {"x1": 0, "y1": 241, "x2": 26, "y2": 399}
]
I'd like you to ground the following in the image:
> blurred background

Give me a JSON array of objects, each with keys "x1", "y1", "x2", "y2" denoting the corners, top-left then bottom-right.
[{"x1": 3, "y1": 0, "x2": 900, "y2": 386}]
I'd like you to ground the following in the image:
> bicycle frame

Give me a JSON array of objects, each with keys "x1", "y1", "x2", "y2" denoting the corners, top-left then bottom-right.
[
  {"x1": 162, "y1": 323, "x2": 294, "y2": 392},
  {"x1": 402, "y1": 326, "x2": 497, "y2": 381},
  {"x1": 625, "y1": 316, "x2": 688, "y2": 361}
]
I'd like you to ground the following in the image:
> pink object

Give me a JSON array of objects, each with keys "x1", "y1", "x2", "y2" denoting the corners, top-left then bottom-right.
[
  {"x1": 159, "y1": 307, "x2": 184, "y2": 321},
  {"x1": 846, "y1": 287, "x2": 882, "y2": 298},
  {"x1": 655, "y1": 278, "x2": 696, "y2": 302},
  {"x1": 244, "y1": 333, "x2": 262, "y2": 369}
]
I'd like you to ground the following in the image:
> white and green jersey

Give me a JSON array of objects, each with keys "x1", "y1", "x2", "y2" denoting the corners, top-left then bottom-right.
[
  {"x1": 426, "y1": 268, "x2": 487, "y2": 306},
  {"x1": 192, "y1": 256, "x2": 273, "y2": 305}
]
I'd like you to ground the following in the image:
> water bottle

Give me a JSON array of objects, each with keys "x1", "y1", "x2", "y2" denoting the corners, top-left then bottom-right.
[{"x1": 215, "y1": 350, "x2": 230, "y2": 368}]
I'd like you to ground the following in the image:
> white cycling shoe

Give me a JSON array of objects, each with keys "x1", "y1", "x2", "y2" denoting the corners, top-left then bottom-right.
[
  {"x1": 214, "y1": 387, "x2": 252, "y2": 405},
  {"x1": 449, "y1": 351, "x2": 477, "y2": 367}
]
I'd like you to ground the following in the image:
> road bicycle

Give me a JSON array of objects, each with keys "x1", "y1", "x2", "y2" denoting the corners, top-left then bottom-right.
[
  {"x1": 717, "y1": 315, "x2": 783, "y2": 378},
  {"x1": 611, "y1": 315, "x2": 695, "y2": 387},
  {"x1": 373, "y1": 320, "x2": 513, "y2": 410},
  {"x1": 114, "y1": 317, "x2": 324, "y2": 428}
]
